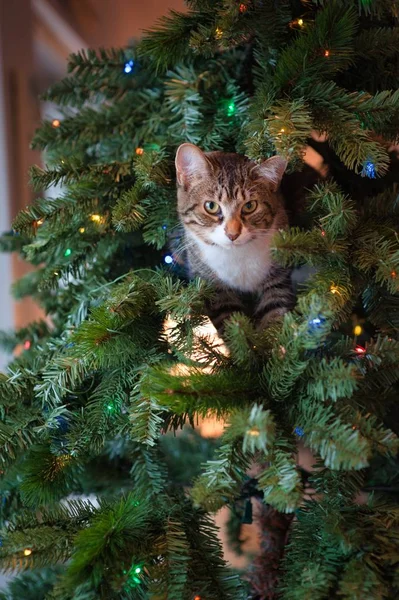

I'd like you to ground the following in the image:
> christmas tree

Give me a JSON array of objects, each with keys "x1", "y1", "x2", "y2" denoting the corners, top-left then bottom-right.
[{"x1": 1, "y1": 1, "x2": 399, "y2": 598}]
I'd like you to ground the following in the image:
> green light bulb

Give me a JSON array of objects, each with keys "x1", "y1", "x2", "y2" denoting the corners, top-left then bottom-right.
[
  {"x1": 134, "y1": 567, "x2": 141, "y2": 574},
  {"x1": 227, "y1": 101, "x2": 236, "y2": 117},
  {"x1": 64, "y1": 248, "x2": 72, "y2": 257}
]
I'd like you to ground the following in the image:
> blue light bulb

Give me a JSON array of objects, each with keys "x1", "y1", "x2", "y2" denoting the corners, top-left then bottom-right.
[
  {"x1": 361, "y1": 159, "x2": 376, "y2": 179},
  {"x1": 164, "y1": 255, "x2": 173, "y2": 264},
  {"x1": 311, "y1": 317, "x2": 321, "y2": 325},
  {"x1": 162, "y1": 225, "x2": 167, "y2": 230},
  {"x1": 124, "y1": 60, "x2": 134, "y2": 74},
  {"x1": 294, "y1": 427, "x2": 304, "y2": 437}
]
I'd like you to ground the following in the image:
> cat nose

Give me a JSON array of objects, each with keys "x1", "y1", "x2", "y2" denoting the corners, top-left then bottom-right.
[{"x1": 226, "y1": 232, "x2": 240, "y2": 241}]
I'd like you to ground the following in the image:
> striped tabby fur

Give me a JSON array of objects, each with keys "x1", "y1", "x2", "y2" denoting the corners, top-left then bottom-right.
[{"x1": 175, "y1": 144, "x2": 295, "y2": 333}]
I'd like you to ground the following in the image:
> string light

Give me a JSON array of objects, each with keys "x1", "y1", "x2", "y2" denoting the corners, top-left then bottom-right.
[
  {"x1": 279, "y1": 127, "x2": 285, "y2": 133},
  {"x1": 194, "y1": 596, "x2": 202, "y2": 600},
  {"x1": 79, "y1": 227, "x2": 85, "y2": 233},
  {"x1": 226, "y1": 100, "x2": 236, "y2": 117},
  {"x1": 215, "y1": 27, "x2": 223, "y2": 40},
  {"x1": 353, "y1": 325, "x2": 362, "y2": 336},
  {"x1": 297, "y1": 18, "x2": 304, "y2": 26},
  {"x1": 324, "y1": 49, "x2": 330, "y2": 57},
  {"x1": 361, "y1": 159, "x2": 377, "y2": 179},
  {"x1": 355, "y1": 345, "x2": 366, "y2": 354},
  {"x1": 164, "y1": 255, "x2": 173, "y2": 264},
  {"x1": 134, "y1": 567, "x2": 141, "y2": 574},
  {"x1": 294, "y1": 427, "x2": 304, "y2": 437},
  {"x1": 24, "y1": 340, "x2": 31, "y2": 350},
  {"x1": 124, "y1": 59, "x2": 134, "y2": 74},
  {"x1": 330, "y1": 285, "x2": 340, "y2": 295},
  {"x1": 23, "y1": 548, "x2": 32, "y2": 556},
  {"x1": 248, "y1": 428, "x2": 260, "y2": 436},
  {"x1": 64, "y1": 248, "x2": 72, "y2": 257},
  {"x1": 51, "y1": 119, "x2": 61, "y2": 128},
  {"x1": 391, "y1": 270, "x2": 397, "y2": 278},
  {"x1": 135, "y1": 147, "x2": 144, "y2": 155},
  {"x1": 162, "y1": 224, "x2": 167, "y2": 230},
  {"x1": 90, "y1": 214, "x2": 102, "y2": 223},
  {"x1": 37, "y1": 219, "x2": 44, "y2": 226},
  {"x1": 321, "y1": 230, "x2": 326, "y2": 237},
  {"x1": 239, "y1": 3, "x2": 247, "y2": 12}
]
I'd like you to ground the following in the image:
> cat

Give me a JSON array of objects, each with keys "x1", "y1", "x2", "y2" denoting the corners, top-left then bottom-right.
[{"x1": 175, "y1": 143, "x2": 295, "y2": 334}]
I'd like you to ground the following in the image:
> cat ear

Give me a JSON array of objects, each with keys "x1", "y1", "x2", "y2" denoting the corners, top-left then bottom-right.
[
  {"x1": 256, "y1": 155, "x2": 287, "y2": 191},
  {"x1": 175, "y1": 143, "x2": 209, "y2": 187}
]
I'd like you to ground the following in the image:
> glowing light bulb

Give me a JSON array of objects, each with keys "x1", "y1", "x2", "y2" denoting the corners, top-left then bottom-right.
[
  {"x1": 90, "y1": 214, "x2": 102, "y2": 223},
  {"x1": 135, "y1": 147, "x2": 144, "y2": 155},
  {"x1": 52, "y1": 119, "x2": 60, "y2": 128},
  {"x1": 134, "y1": 567, "x2": 141, "y2": 574},
  {"x1": 391, "y1": 270, "x2": 397, "y2": 278},
  {"x1": 297, "y1": 18, "x2": 304, "y2": 26},
  {"x1": 353, "y1": 325, "x2": 362, "y2": 336},
  {"x1": 324, "y1": 50, "x2": 330, "y2": 57},
  {"x1": 321, "y1": 230, "x2": 326, "y2": 236},
  {"x1": 64, "y1": 248, "x2": 72, "y2": 257},
  {"x1": 215, "y1": 27, "x2": 223, "y2": 39},
  {"x1": 280, "y1": 128, "x2": 285, "y2": 133},
  {"x1": 248, "y1": 428, "x2": 260, "y2": 437},
  {"x1": 79, "y1": 227, "x2": 85, "y2": 233},
  {"x1": 355, "y1": 345, "x2": 366, "y2": 354},
  {"x1": 239, "y1": 3, "x2": 247, "y2": 12},
  {"x1": 24, "y1": 548, "x2": 32, "y2": 556},
  {"x1": 330, "y1": 285, "x2": 340, "y2": 295},
  {"x1": 164, "y1": 255, "x2": 173, "y2": 264},
  {"x1": 124, "y1": 60, "x2": 134, "y2": 74},
  {"x1": 37, "y1": 219, "x2": 44, "y2": 226},
  {"x1": 24, "y1": 340, "x2": 31, "y2": 350}
]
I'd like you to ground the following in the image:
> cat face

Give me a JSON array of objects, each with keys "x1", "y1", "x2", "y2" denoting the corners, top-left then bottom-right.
[{"x1": 175, "y1": 144, "x2": 287, "y2": 248}]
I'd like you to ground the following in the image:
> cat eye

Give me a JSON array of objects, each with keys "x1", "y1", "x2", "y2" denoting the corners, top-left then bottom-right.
[
  {"x1": 242, "y1": 200, "x2": 258, "y2": 214},
  {"x1": 204, "y1": 201, "x2": 221, "y2": 215}
]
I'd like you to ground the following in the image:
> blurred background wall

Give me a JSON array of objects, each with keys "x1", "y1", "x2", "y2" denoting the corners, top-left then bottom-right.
[{"x1": 0, "y1": 0, "x2": 185, "y2": 369}]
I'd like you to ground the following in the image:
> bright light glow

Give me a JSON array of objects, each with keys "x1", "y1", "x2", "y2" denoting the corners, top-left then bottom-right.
[
  {"x1": 90, "y1": 214, "x2": 102, "y2": 222},
  {"x1": 52, "y1": 119, "x2": 60, "y2": 128},
  {"x1": 64, "y1": 248, "x2": 72, "y2": 257},
  {"x1": 164, "y1": 255, "x2": 173, "y2": 264},
  {"x1": 248, "y1": 428, "x2": 260, "y2": 437},
  {"x1": 24, "y1": 549, "x2": 32, "y2": 556},
  {"x1": 79, "y1": 227, "x2": 85, "y2": 233},
  {"x1": 353, "y1": 325, "x2": 362, "y2": 336},
  {"x1": 124, "y1": 60, "x2": 134, "y2": 74}
]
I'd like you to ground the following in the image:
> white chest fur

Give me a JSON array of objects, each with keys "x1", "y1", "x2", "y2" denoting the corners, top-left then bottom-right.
[{"x1": 193, "y1": 235, "x2": 274, "y2": 292}]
